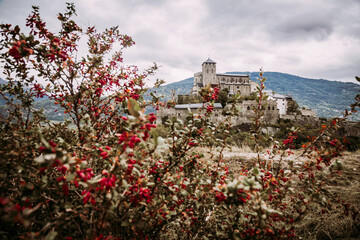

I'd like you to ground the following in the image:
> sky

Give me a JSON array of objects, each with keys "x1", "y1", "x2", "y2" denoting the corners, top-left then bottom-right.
[{"x1": 0, "y1": 0, "x2": 360, "y2": 85}]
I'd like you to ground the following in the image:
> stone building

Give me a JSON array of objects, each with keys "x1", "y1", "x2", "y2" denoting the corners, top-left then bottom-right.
[
  {"x1": 157, "y1": 100, "x2": 280, "y2": 125},
  {"x1": 263, "y1": 90, "x2": 292, "y2": 116},
  {"x1": 191, "y1": 58, "x2": 253, "y2": 96}
]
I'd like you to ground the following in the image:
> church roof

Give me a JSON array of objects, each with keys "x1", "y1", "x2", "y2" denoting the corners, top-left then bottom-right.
[{"x1": 202, "y1": 58, "x2": 216, "y2": 64}]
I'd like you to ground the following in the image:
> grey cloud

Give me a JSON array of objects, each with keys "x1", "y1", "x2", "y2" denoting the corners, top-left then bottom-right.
[
  {"x1": 0, "y1": 0, "x2": 359, "y2": 83},
  {"x1": 273, "y1": 19, "x2": 334, "y2": 41}
]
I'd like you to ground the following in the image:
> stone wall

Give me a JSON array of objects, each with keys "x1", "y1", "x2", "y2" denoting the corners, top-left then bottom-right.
[{"x1": 156, "y1": 100, "x2": 280, "y2": 125}]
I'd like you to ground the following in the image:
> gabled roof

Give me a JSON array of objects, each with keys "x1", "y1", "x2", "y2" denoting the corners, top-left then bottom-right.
[{"x1": 202, "y1": 58, "x2": 216, "y2": 65}]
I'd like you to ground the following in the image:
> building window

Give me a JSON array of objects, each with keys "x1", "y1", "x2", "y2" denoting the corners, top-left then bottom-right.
[
  {"x1": 272, "y1": 106, "x2": 275, "y2": 110},
  {"x1": 247, "y1": 106, "x2": 250, "y2": 110}
]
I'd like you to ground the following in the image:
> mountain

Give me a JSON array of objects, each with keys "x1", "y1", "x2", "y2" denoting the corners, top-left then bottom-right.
[
  {"x1": 1, "y1": 73, "x2": 359, "y2": 120},
  {"x1": 0, "y1": 78, "x2": 64, "y2": 121},
  {"x1": 151, "y1": 72, "x2": 360, "y2": 120}
]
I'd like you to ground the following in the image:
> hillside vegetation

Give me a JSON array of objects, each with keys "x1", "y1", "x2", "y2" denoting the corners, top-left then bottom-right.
[
  {"x1": 151, "y1": 72, "x2": 360, "y2": 120},
  {"x1": 2, "y1": 73, "x2": 359, "y2": 121}
]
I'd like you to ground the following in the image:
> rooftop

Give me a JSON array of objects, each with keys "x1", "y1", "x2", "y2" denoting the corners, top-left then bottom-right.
[
  {"x1": 202, "y1": 58, "x2": 216, "y2": 64},
  {"x1": 264, "y1": 90, "x2": 292, "y2": 99}
]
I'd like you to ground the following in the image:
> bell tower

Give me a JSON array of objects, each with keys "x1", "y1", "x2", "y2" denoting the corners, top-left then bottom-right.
[{"x1": 202, "y1": 58, "x2": 217, "y2": 86}]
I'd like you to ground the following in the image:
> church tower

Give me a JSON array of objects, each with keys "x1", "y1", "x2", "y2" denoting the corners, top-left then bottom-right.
[{"x1": 202, "y1": 58, "x2": 217, "y2": 86}]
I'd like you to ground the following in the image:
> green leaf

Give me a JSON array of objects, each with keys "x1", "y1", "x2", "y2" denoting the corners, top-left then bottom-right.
[
  {"x1": 127, "y1": 98, "x2": 140, "y2": 118},
  {"x1": 45, "y1": 230, "x2": 58, "y2": 240},
  {"x1": 252, "y1": 167, "x2": 259, "y2": 176},
  {"x1": 121, "y1": 221, "x2": 131, "y2": 227}
]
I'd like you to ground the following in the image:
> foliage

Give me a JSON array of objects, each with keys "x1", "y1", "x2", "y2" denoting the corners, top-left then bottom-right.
[
  {"x1": 176, "y1": 94, "x2": 202, "y2": 104},
  {"x1": 216, "y1": 88, "x2": 229, "y2": 107},
  {"x1": 143, "y1": 71, "x2": 360, "y2": 120},
  {"x1": 286, "y1": 99, "x2": 300, "y2": 115},
  {"x1": 0, "y1": 4, "x2": 360, "y2": 240}
]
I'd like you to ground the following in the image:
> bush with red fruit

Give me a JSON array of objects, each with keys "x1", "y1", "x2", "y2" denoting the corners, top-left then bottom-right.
[{"x1": 0, "y1": 4, "x2": 359, "y2": 240}]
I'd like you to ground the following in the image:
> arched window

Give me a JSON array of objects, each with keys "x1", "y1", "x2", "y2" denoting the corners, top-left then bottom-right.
[
  {"x1": 268, "y1": 106, "x2": 270, "y2": 110},
  {"x1": 272, "y1": 106, "x2": 275, "y2": 110},
  {"x1": 247, "y1": 106, "x2": 250, "y2": 110}
]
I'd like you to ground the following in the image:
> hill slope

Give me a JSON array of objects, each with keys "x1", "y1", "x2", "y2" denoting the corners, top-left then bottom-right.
[
  {"x1": 1, "y1": 73, "x2": 359, "y2": 120},
  {"x1": 152, "y1": 72, "x2": 360, "y2": 120}
]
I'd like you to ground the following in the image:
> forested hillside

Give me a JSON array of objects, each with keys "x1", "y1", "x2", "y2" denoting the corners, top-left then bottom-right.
[
  {"x1": 150, "y1": 72, "x2": 360, "y2": 120},
  {"x1": 1, "y1": 73, "x2": 360, "y2": 120}
]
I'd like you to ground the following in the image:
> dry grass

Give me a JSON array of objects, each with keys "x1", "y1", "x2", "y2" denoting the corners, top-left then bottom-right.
[
  {"x1": 295, "y1": 151, "x2": 360, "y2": 240},
  {"x1": 221, "y1": 149, "x2": 360, "y2": 239}
]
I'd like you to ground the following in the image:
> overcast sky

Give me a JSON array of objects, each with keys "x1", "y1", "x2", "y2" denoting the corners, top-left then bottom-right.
[{"x1": 1, "y1": 0, "x2": 360, "y2": 85}]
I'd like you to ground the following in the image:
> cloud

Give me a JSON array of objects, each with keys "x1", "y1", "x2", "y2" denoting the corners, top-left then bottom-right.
[{"x1": 0, "y1": 0, "x2": 359, "y2": 84}]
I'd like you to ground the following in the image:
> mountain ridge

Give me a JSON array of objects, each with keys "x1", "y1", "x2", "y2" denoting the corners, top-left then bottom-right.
[
  {"x1": 152, "y1": 72, "x2": 360, "y2": 120},
  {"x1": 1, "y1": 72, "x2": 359, "y2": 120}
]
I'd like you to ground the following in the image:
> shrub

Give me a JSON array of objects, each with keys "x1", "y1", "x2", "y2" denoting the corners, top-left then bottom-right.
[{"x1": 0, "y1": 4, "x2": 359, "y2": 239}]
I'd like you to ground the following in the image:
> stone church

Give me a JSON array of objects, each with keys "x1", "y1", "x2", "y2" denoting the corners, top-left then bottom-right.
[{"x1": 191, "y1": 58, "x2": 257, "y2": 96}]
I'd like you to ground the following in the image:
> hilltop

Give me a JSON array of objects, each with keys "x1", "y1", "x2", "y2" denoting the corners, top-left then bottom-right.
[{"x1": 149, "y1": 72, "x2": 360, "y2": 120}]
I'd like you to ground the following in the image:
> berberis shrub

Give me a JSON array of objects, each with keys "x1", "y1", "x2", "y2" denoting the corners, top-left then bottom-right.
[{"x1": 0, "y1": 4, "x2": 359, "y2": 239}]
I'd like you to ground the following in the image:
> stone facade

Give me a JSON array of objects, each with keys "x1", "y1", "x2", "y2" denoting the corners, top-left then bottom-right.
[
  {"x1": 264, "y1": 90, "x2": 292, "y2": 116},
  {"x1": 157, "y1": 100, "x2": 281, "y2": 125},
  {"x1": 191, "y1": 58, "x2": 252, "y2": 96}
]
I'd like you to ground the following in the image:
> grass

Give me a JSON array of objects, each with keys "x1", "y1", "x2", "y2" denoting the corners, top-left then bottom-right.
[
  {"x1": 223, "y1": 149, "x2": 360, "y2": 239},
  {"x1": 295, "y1": 151, "x2": 360, "y2": 240}
]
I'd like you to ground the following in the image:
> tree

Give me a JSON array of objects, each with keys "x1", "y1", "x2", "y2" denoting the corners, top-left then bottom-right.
[
  {"x1": 217, "y1": 88, "x2": 229, "y2": 107},
  {"x1": 286, "y1": 99, "x2": 300, "y2": 114}
]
